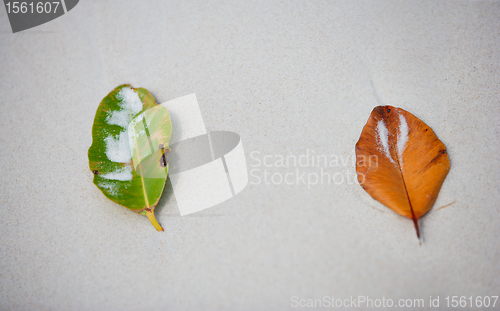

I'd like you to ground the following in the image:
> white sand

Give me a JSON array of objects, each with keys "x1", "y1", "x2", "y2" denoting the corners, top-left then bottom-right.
[{"x1": 0, "y1": 1, "x2": 499, "y2": 310}]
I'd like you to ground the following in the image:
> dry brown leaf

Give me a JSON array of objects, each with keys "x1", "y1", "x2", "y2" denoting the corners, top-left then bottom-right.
[{"x1": 355, "y1": 106, "x2": 450, "y2": 238}]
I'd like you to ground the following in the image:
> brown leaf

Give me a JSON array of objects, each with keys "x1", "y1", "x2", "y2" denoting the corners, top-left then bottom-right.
[{"x1": 355, "y1": 106, "x2": 450, "y2": 238}]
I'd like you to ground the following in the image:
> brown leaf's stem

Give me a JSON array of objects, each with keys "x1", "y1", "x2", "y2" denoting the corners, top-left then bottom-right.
[
  {"x1": 410, "y1": 208, "x2": 420, "y2": 240},
  {"x1": 146, "y1": 210, "x2": 164, "y2": 231}
]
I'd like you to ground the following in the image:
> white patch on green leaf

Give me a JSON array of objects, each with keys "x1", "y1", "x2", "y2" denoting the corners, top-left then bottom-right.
[
  {"x1": 105, "y1": 130, "x2": 132, "y2": 163},
  {"x1": 101, "y1": 87, "x2": 147, "y2": 181},
  {"x1": 100, "y1": 165, "x2": 133, "y2": 181},
  {"x1": 116, "y1": 86, "x2": 143, "y2": 115},
  {"x1": 105, "y1": 87, "x2": 144, "y2": 127},
  {"x1": 106, "y1": 110, "x2": 130, "y2": 128},
  {"x1": 98, "y1": 181, "x2": 119, "y2": 195}
]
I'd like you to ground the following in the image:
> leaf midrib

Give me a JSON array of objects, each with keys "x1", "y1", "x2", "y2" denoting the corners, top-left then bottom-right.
[
  {"x1": 129, "y1": 109, "x2": 150, "y2": 210},
  {"x1": 386, "y1": 114, "x2": 420, "y2": 237}
]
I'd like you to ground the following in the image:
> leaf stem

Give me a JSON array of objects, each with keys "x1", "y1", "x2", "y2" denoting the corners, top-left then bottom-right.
[
  {"x1": 410, "y1": 209, "x2": 420, "y2": 240},
  {"x1": 146, "y1": 210, "x2": 164, "y2": 231}
]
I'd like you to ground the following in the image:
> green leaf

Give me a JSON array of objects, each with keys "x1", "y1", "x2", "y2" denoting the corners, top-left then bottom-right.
[{"x1": 88, "y1": 84, "x2": 172, "y2": 231}]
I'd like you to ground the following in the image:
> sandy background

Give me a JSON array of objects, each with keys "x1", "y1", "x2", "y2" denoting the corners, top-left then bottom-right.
[{"x1": 1, "y1": 1, "x2": 499, "y2": 310}]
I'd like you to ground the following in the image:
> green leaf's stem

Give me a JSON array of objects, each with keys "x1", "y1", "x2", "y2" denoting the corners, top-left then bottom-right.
[{"x1": 146, "y1": 210, "x2": 163, "y2": 231}]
